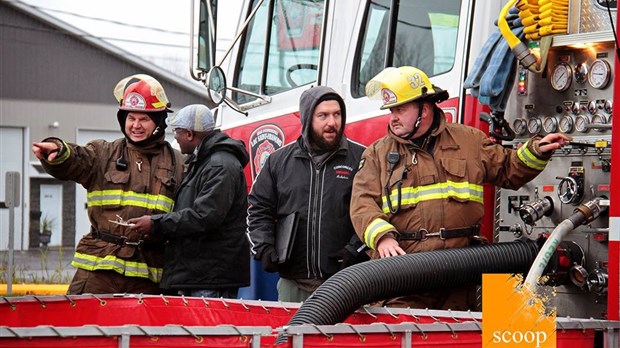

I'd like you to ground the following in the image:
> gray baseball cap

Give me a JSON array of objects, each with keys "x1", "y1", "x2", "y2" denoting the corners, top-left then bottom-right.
[{"x1": 166, "y1": 104, "x2": 215, "y2": 132}]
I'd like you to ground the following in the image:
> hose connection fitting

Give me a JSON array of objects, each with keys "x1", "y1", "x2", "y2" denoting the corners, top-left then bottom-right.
[
  {"x1": 572, "y1": 197, "x2": 608, "y2": 226},
  {"x1": 512, "y1": 43, "x2": 537, "y2": 69}
]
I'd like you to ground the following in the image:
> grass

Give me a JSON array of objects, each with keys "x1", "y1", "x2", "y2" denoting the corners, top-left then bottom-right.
[{"x1": 0, "y1": 247, "x2": 73, "y2": 285}]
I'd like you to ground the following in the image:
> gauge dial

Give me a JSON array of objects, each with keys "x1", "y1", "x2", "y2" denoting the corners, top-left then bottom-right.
[
  {"x1": 542, "y1": 116, "x2": 558, "y2": 133},
  {"x1": 527, "y1": 118, "x2": 542, "y2": 135},
  {"x1": 588, "y1": 59, "x2": 611, "y2": 89},
  {"x1": 591, "y1": 114, "x2": 607, "y2": 132},
  {"x1": 551, "y1": 63, "x2": 573, "y2": 92},
  {"x1": 575, "y1": 114, "x2": 591, "y2": 133},
  {"x1": 513, "y1": 118, "x2": 527, "y2": 136},
  {"x1": 574, "y1": 62, "x2": 588, "y2": 84},
  {"x1": 559, "y1": 115, "x2": 574, "y2": 133}
]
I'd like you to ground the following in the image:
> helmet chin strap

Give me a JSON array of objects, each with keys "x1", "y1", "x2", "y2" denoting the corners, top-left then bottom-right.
[
  {"x1": 400, "y1": 101, "x2": 424, "y2": 140},
  {"x1": 125, "y1": 126, "x2": 164, "y2": 146}
]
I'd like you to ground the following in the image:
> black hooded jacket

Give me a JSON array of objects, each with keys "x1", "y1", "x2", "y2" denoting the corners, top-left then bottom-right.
[
  {"x1": 152, "y1": 130, "x2": 250, "y2": 290},
  {"x1": 247, "y1": 86, "x2": 366, "y2": 280}
]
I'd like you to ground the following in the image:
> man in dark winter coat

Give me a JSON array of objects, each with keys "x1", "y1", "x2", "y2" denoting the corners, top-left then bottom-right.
[
  {"x1": 247, "y1": 86, "x2": 368, "y2": 302},
  {"x1": 129, "y1": 104, "x2": 250, "y2": 298}
]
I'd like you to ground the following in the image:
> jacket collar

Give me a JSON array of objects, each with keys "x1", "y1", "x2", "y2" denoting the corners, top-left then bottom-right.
[
  {"x1": 293, "y1": 135, "x2": 349, "y2": 158},
  {"x1": 387, "y1": 108, "x2": 447, "y2": 147}
]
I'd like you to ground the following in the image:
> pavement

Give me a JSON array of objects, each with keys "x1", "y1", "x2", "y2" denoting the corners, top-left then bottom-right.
[{"x1": 1, "y1": 246, "x2": 74, "y2": 287}]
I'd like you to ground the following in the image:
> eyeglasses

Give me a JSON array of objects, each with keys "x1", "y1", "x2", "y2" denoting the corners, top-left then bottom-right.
[{"x1": 173, "y1": 128, "x2": 189, "y2": 135}]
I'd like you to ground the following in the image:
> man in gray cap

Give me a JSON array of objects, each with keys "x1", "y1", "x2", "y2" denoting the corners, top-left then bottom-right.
[{"x1": 128, "y1": 104, "x2": 250, "y2": 298}]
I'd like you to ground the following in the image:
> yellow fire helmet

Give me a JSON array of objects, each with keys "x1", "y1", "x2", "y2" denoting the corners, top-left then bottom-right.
[{"x1": 365, "y1": 66, "x2": 449, "y2": 109}]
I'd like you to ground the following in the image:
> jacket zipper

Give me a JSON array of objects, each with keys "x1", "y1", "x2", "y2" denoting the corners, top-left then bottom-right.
[
  {"x1": 310, "y1": 166, "x2": 324, "y2": 278},
  {"x1": 306, "y1": 149, "x2": 341, "y2": 279}
]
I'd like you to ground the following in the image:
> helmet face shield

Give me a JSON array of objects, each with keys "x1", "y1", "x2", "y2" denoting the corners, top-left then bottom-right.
[
  {"x1": 113, "y1": 74, "x2": 171, "y2": 113},
  {"x1": 365, "y1": 66, "x2": 448, "y2": 109}
]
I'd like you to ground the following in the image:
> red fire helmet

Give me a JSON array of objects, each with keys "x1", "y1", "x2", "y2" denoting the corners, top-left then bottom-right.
[{"x1": 113, "y1": 74, "x2": 171, "y2": 112}]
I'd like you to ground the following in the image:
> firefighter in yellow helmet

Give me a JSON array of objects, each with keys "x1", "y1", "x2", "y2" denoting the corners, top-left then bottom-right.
[
  {"x1": 350, "y1": 66, "x2": 569, "y2": 309},
  {"x1": 32, "y1": 74, "x2": 183, "y2": 294}
]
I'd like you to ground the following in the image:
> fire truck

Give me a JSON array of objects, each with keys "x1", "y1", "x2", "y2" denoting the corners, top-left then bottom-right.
[{"x1": 1, "y1": 0, "x2": 619, "y2": 347}]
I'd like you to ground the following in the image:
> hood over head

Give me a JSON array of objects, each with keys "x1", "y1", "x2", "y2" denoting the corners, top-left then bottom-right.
[
  {"x1": 117, "y1": 110, "x2": 168, "y2": 146},
  {"x1": 299, "y1": 86, "x2": 346, "y2": 144}
]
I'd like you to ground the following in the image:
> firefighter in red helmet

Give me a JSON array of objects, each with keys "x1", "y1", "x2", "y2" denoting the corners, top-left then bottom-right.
[{"x1": 33, "y1": 74, "x2": 183, "y2": 294}]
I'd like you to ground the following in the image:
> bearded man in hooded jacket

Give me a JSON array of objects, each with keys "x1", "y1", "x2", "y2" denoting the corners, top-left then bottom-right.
[{"x1": 247, "y1": 86, "x2": 368, "y2": 302}]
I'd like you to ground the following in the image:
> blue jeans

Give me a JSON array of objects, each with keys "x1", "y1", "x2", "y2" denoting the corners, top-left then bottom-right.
[{"x1": 180, "y1": 288, "x2": 239, "y2": 299}]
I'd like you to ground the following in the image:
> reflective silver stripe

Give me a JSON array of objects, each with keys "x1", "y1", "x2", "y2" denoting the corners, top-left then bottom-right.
[
  {"x1": 87, "y1": 190, "x2": 174, "y2": 212},
  {"x1": 364, "y1": 218, "x2": 395, "y2": 250},
  {"x1": 381, "y1": 180, "x2": 483, "y2": 213}
]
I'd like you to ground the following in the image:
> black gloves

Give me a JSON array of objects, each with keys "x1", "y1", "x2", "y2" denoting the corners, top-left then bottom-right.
[
  {"x1": 329, "y1": 244, "x2": 369, "y2": 271},
  {"x1": 260, "y1": 246, "x2": 279, "y2": 273}
]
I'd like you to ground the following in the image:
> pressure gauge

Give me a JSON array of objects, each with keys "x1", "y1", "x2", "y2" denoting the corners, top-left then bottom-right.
[
  {"x1": 513, "y1": 118, "x2": 528, "y2": 136},
  {"x1": 574, "y1": 62, "x2": 588, "y2": 84},
  {"x1": 588, "y1": 59, "x2": 611, "y2": 89},
  {"x1": 551, "y1": 63, "x2": 573, "y2": 92},
  {"x1": 575, "y1": 114, "x2": 591, "y2": 133},
  {"x1": 542, "y1": 116, "x2": 558, "y2": 133},
  {"x1": 559, "y1": 115, "x2": 574, "y2": 133},
  {"x1": 591, "y1": 114, "x2": 607, "y2": 132},
  {"x1": 527, "y1": 118, "x2": 542, "y2": 135}
]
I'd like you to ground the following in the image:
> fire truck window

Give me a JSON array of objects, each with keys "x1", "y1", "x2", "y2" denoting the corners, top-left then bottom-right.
[
  {"x1": 234, "y1": 0, "x2": 324, "y2": 105},
  {"x1": 353, "y1": 0, "x2": 461, "y2": 98}
]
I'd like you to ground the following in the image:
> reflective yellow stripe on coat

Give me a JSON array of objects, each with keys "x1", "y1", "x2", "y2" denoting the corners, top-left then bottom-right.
[
  {"x1": 71, "y1": 252, "x2": 163, "y2": 283},
  {"x1": 364, "y1": 218, "x2": 396, "y2": 250},
  {"x1": 517, "y1": 140, "x2": 548, "y2": 171},
  {"x1": 381, "y1": 180, "x2": 484, "y2": 214},
  {"x1": 87, "y1": 190, "x2": 174, "y2": 212}
]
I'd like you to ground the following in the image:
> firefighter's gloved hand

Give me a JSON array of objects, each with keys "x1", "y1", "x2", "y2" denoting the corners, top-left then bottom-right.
[
  {"x1": 329, "y1": 244, "x2": 363, "y2": 271},
  {"x1": 260, "y1": 246, "x2": 279, "y2": 273}
]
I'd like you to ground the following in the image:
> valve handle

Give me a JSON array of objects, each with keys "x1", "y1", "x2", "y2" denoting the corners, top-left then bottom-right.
[
  {"x1": 556, "y1": 176, "x2": 579, "y2": 204},
  {"x1": 480, "y1": 111, "x2": 516, "y2": 142}
]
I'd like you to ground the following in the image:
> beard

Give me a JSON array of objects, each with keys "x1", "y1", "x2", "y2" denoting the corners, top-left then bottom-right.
[{"x1": 309, "y1": 127, "x2": 342, "y2": 153}]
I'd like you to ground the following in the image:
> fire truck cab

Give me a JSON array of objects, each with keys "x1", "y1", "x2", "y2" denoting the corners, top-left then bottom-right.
[
  {"x1": 193, "y1": 0, "x2": 619, "y2": 322},
  {"x1": 193, "y1": 0, "x2": 498, "y2": 144}
]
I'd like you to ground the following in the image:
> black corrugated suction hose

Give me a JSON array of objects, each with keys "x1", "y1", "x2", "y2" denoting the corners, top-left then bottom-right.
[{"x1": 287, "y1": 239, "x2": 539, "y2": 326}]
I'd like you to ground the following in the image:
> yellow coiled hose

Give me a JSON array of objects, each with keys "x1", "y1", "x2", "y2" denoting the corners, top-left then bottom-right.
[
  {"x1": 499, "y1": 0, "x2": 569, "y2": 71},
  {"x1": 518, "y1": 0, "x2": 568, "y2": 40}
]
